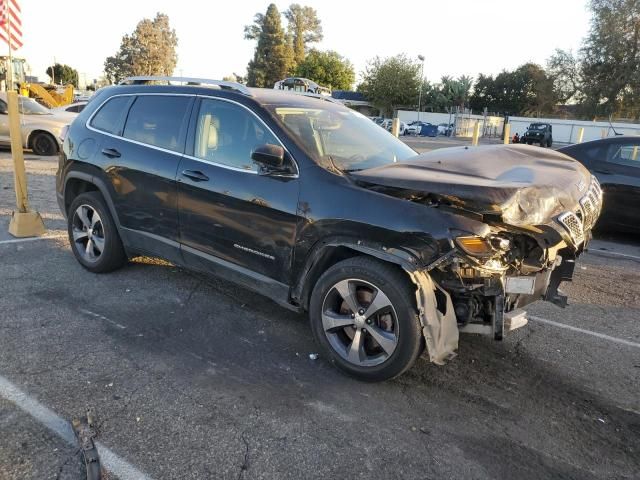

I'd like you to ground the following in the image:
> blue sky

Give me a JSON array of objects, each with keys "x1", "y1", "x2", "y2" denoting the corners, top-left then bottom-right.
[{"x1": 19, "y1": 0, "x2": 591, "y2": 87}]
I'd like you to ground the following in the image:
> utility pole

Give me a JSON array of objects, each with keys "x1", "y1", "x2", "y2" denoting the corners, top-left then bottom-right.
[{"x1": 417, "y1": 55, "x2": 425, "y2": 122}]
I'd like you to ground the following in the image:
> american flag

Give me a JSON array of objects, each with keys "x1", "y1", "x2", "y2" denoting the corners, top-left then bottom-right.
[{"x1": 0, "y1": 0, "x2": 22, "y2": 50}]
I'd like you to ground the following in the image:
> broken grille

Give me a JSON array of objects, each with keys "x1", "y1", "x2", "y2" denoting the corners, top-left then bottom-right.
[
  {"x1": 558, "y1": 211, "x2": 585, "y2": 246},
  {"x1": 580, "y1": 196, "x2": 595, "y2": 227}
]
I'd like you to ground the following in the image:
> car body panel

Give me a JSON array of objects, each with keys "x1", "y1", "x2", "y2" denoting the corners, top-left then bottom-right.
[{"x1": 559, "y1": 137, "x2": 640, "y2": 232}]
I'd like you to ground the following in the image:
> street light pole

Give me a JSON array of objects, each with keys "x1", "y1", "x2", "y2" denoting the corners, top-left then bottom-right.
[{"x1": 417, "y1": 55, "x2": 425, "y2": 122}]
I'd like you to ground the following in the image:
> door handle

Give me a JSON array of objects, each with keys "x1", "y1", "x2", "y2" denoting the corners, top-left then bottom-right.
[
  {"x1": 101, "y1": 148, "x2": 121, "y2": 158},
  {"x1": 593, "y1": 169, "x2": 611, "y2": 175},
  {"x1": 182, "y1": 170, "x2": 209, "y2": 182}
]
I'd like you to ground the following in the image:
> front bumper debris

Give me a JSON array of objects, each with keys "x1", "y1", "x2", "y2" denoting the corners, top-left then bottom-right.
[{"x1": 405, "y1": 269, "x2": 458, "y2": 364}]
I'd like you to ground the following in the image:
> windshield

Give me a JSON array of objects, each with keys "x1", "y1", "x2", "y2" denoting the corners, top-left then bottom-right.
[
  {"x1": 19, "y1": 98, "x2": 51, "y2": 115},
  {"x1": 269, "y1": 106, "x2": 417, "y2": 171},
  {"x1": 529, "y1": 123, "x2": 546, "y2": 130}
]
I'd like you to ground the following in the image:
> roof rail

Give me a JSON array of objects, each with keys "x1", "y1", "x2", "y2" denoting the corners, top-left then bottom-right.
[{"x1": 118, "y1": 76, "x2": 252, "y2": 96}]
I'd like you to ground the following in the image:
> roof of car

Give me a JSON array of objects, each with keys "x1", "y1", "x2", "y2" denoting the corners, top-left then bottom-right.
[{"x1": 100, "y1": 82, "x2": 342, "y2": 110}]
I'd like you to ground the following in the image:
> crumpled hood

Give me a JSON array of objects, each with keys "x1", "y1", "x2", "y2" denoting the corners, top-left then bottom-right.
[{"x1": 350, "y1": 144, "x2": 592, "y2": 227}]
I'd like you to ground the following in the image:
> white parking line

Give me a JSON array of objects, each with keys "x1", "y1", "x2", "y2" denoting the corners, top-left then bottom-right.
[
  {"x1": 528, "y1": 315, "x2": 640, "y2": 349},
  {"x1": 0, "y1": 374, "x2": 154, "y2": 480},
  {"x1": 587, "y1": 249, "x2": 640, "y2": 262},
  {"x1": 0, "y1": 234, "x2": 67, "y2": 245},
  {"x1": 79, "y1": 308, "x2": 127, "y2": 329}
]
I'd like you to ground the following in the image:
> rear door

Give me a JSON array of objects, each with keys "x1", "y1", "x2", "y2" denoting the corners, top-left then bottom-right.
[
  {"x1": 88, "y1": 93, "x2": 194, "y2": 258},
  {"x1": 176, "y1": 97, "x2": 300, "y2": 285},
  {"x1": 598, "y1": 139, "x2": 640, "y2": 229}
]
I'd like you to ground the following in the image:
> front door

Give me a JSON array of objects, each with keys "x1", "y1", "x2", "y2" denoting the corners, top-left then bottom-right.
[
  {"x1": 597, "y1": 140, "x2": 640, "y2": 229},
  {"x1": 177, "y1": 97, "x2": 300, "y2": 286}
]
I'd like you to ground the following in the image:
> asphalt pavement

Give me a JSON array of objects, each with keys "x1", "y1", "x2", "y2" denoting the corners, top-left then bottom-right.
[{"x1": 0, "y1": 145, "x2": 638, "y2": 479}]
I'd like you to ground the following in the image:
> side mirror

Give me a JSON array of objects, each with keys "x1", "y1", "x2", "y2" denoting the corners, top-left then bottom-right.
[{"x1": 251, "y1": 144, "x2": 285, "y2": 170}]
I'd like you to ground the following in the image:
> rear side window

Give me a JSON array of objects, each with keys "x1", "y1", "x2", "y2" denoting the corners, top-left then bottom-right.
[
  {"x1": 608, "y1": 143, "x2": 640, "y2": 168},
  {"x1": 123, "y1": 95, "x2": 191, "y2": 152},
  {"x1": 90, "y1": 96, "x2": 131, "y2": 135}
]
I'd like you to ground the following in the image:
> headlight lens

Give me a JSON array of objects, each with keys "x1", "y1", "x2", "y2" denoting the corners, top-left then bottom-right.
[{"x1": 456, "y1": 236, "x2": 493, "y2": 256}]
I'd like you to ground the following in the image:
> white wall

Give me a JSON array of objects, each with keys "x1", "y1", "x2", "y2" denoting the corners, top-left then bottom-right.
[
  {"x1": 397, "y1": 111, "x2": 454, "y2": 125},
  {"x1": 508, "y1": 116, "x2": 640, "y2": 144},
  {"x1": 397, "y1": 110, "x2": 504, "y2": 137},
  {"x1": 397, "y1": 110, "x2": 640, "y2": 143}
]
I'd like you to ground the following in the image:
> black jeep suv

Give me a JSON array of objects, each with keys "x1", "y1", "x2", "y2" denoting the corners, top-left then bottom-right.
[
  {"x1": 522, "y1": 122, "x2": 553, "y2": 147},
  {"x1": 57, "y1": 77, "x2": 600, "y2": 381}
]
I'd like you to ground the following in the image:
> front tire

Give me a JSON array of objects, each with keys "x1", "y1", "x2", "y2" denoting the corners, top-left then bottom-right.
[
  {"x1": 67, "y1": 192, "x2": 127, "y2": 273},
  {"x1": 31, "y1": 132, "x2": 58, "y2": 156},
  {"x1": 309, "y1": 257, "x2": 424, "y2": 382}
]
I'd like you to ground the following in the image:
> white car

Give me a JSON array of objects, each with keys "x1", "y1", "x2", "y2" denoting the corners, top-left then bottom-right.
[
  {"x1": 0, "y1": 93, "x2": 74, "y2": 156},
  {"x1": 52, "y1": 101, "x2": 88, "y2": 114},
  {"x1": 381, "y1": 119, "x2": 408, "y2": 135},
  {"x1": 406, "y1": 121, "x2": 431, "y2": 136}
]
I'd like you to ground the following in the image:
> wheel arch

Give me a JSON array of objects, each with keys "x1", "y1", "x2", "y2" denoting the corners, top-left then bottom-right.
[
  {"x1": 63, "y1": 170, "x2": 122, "y2": 231},
  {"x1": 293, "y1": 237, "x2": 420, "y2": 311},
  {"x1": 27, "y1": 129, "x2": 59, "y2": 152}
]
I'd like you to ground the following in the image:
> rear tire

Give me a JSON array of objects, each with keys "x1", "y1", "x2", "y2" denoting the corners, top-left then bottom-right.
[
  {"x1": 309, "y1": 256, "x2": 424, "y2": 382},
  {"x1": 31, "y1": 132, "x2": 58, "y2": 156},
  {"x1": 67, "y1": 192, "x2": 127, "y2": 273}
]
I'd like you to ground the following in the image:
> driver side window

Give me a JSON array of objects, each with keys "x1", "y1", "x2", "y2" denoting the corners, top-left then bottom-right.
[{"x1": 194, "y1": 99, "x2": 279, "y2": 172}]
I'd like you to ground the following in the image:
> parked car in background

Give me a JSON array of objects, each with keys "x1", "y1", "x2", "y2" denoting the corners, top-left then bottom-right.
[
  {"x1": 274, "y1": 77, "x2": 331, "y2": 96},
  {"x1": 438, "y1": 123, "x2": 454, "y2": 136},
  {"x1": 522, "y1": 123, "x2": 553, "y2": 147},
  {"x1": 57, "y1": 76, "x2": 600, "y2": 381},
  {"x1": 384, "y1": 120, "x2": 407, "y2": 135},
  {"x1": 406, "y1": 121, "x2": 430, "y2": 136},
  {"x1": 52, "y1": 101, "x2": 88, "y2": 114},
  {"x1": 559, "y1": 136, "x2": 640, "y2": 233},
  {"x1": 380, "y1": 118, "x2": 393, "y2": 129},
  {"x1": 0, "y1": 92, "x2": 72, "y2": 155}
]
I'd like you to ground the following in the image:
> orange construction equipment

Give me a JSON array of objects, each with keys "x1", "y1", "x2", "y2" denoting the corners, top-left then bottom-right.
[{"x1": 23, "y1": 82, "x2": 73, "y2": 108}]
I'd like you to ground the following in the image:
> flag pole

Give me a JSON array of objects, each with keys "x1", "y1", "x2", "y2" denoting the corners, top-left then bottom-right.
[
  {"x1": 5, "y1": 0, "x2": 11, "y2": 91},
  {"x1": 6, "y1": 0, "x2": 45, "y2": 237}
]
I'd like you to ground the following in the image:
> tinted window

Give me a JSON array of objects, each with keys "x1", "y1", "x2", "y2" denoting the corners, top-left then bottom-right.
[
  {"x1": 123, "y1": 95, "x2": 191, "y2": 152},
  {"x1": 90, "y1": 96, "x2": 131, "y2": 135},
  {"x1": 194, "y1": 99, "x2": 279, "y2": 171},
  {"x1": 608, "y1": 142, "x2": 640, "y2": 169}
]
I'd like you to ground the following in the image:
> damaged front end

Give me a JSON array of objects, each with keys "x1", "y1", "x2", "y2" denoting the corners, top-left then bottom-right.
[{"x1": 351, "y1": 145, "x2": 603, "y2": 363}]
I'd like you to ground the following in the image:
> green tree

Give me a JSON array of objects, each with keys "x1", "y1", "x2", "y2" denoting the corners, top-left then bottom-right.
[
  {"x1": 245, "y1": 4, "x2": 294, "y2": 87},
  {"x1": 469, "y1": 64, "x2": 556, "y2": 115},
  {"x1": 284, "y1": 4, "x2": 323, "y2": 65},
  {"x1": 546, "y1": 49, "x2": 581, "y2": 104},
  {"x1": 104, "y1": 13, "x2": 178, "y2": 84},
  {"x1": 45, "y1": 63, "x2": 79, "y2": 87},
  {"x1": 294, "y1": 49, "x2": 354, "y2": 90},
  {"x1": 580, "y1": 0, "x2": 640, "y2": 119},
  {"x1": 358, "y1": 54, "x2": 421, "y2": 117}
]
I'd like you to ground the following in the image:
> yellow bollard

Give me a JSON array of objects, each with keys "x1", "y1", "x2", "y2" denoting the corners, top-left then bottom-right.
[
  {"x1": 601, "y1": 128, "x2": 607, "y2": 139},
  {"x1": 576, "y1": 127, "x2": 584, "y2": 143},
  {"x1": 503, "y1": 123, "x2": 511, "y2": 145},
  {"x1": 391, "y1": 118, "x2": 400, "y2": 138},
  {"x1": 471, "y1": 121, "x2": 480, "y2": 146},
  {"x1": 7, "y1": 91, "x2": 46, "y2": 237},
  {"x1": 632, "y1": 146, "x2": 638, "y2": 161}
]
